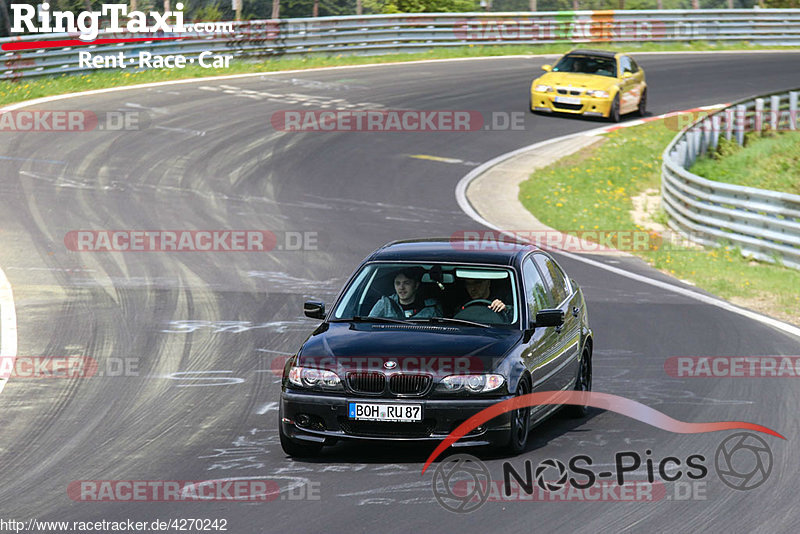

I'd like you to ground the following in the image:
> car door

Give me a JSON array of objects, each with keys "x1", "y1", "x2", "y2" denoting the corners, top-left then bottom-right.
[
  {"x1": 618, "y1": 55, "x2": 639, "y2": 113},
  {"x1": 520, "y1": 256, "x2": 563, "y2": 398},
  {"x1": 532, "y1": 254, "x2": 581, "y2": 391}
]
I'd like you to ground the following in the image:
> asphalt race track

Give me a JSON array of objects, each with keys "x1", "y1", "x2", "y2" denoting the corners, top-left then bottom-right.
[{"x1": 1, "y1": 52, "x2": 800, "y2": 533}]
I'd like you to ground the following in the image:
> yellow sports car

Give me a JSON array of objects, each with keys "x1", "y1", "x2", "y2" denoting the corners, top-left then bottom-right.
[{"x1": 530, "y1": 49, "x2": 647, "y2": 122}]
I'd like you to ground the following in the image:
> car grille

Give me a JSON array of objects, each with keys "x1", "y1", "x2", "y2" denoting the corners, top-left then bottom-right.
[
  {"x1": 347, "y1": 372, "x2": 386, "y2": 394},
  {"x1": 389, "y1": 374, "x2": 431, "y2": 396},
  {"x1": 553, "y1": 102, "x2": 583, "y2": 111},
  {"x1": 338, "y1": 418, "x2": 436, "y2": 438},
  {"x1": 557, "y1": 88, "x2": 583, "y2": 96}
]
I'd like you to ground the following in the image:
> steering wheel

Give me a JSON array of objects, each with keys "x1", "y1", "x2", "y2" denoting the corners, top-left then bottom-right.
[{"x1": 461, "y1": 299, "x2": 493, "y2": 309}]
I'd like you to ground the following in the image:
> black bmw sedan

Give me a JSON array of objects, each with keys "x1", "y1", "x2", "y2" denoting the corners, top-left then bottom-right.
[{"x1": 279, "y1": 238, "x2": 593, "y2": 457}]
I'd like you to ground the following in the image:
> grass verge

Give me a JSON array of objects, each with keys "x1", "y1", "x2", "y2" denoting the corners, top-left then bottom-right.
[
  {"x1": 1, "y1": 41, "x2": 798, "y2": 107},
  {"x1": 690, "y1": 130, "x2": 800, "y2": 195},
  {"x1": 518, "y1": 118, "x2": 800, "y2": 326}
]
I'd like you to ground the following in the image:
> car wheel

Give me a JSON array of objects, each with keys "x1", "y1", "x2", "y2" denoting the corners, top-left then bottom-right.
[
  {"x1": 637, "y1": 89, "x2": 647, "y2": 117},
  {"x1": 609, "y1": 95, "x2": 621, "y2": 123},
  {"x1": 504, "y1": 377, "x2": 531, "y2": 454},
  {"x1": 567, "y1": 348, "x2": 592, "y2": 418},
  {"x1": 279, "y1": 422, "x2": 324, "y2": 458}
]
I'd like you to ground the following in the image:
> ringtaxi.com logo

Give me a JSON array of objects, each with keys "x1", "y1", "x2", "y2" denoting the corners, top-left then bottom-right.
[{"x1": 64, "y1": 230, "x2": 318, "y2": 252}]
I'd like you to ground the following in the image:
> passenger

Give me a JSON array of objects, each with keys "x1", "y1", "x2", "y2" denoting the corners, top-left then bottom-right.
[
  {"x1": 457, "y1": 278, "x2": 512, "y2": 321},
  {"x1": 369, "y1": 268, "x2": 442, "y2": 319}
]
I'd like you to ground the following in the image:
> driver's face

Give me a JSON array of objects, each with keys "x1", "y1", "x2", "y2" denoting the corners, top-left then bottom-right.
[
  {"x1": 394, "y1": 274, "x2": 419, "y2": 304},
  {"x1": 465, "y1": 279, "x2": 490, "y2": 300}
]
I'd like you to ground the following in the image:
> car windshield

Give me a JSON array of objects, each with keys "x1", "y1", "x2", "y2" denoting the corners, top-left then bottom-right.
[
  {"x1": 553, "y1": 55, "x2": 617, "y2": 78},
  {"x1": 331, "y1": 263, "x2": 519, "y2": 326}
]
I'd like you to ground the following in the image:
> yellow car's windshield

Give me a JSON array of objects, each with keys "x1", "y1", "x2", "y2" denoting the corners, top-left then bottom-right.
[{"x1": 553, "y1": 55, "x2": 617, "y2": 78}]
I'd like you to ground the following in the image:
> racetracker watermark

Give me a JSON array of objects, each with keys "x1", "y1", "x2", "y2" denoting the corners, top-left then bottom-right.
[
  {"x1": 663, "y1": 108, "x2": 800, "y2": 132},
  {"x1": 0, "y1": 356, "x2": 138, "y2": 379},
  {"x1": 271, "y1": 355, "x2": 487, "y2": 377},
  {"x1": 452, "y1": 18, "x2": 673, "y2": 41},
  {"x1": 665, "y1": 356, "x2": 800, "y2": 378},
  {"x1": 67, "y1": 480, "x2": 280, "y2": 502},
  {"x1": 450, "y1": 230, "x2": 699, "y2": 253},
  {"x1": 432, "y1": 434, "x2": 773, "y2": 512},
  {"x1": 64, "y1": 230, "x2": 318, "y2": 252},
  {"x1": 271, "y1": 110, "x2": 526, "y2": 132},
  {"x1": 0, "y1": 110, "x2": 148, "y2": 132}
]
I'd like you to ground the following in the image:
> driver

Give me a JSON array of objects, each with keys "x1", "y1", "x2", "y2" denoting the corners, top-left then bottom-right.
[
  {"x1": 457, "y1": 278, "x2": 511, "y2": 320},
  {"x1": 369, "y1": 268, "x2": 442, "y2": 319}
]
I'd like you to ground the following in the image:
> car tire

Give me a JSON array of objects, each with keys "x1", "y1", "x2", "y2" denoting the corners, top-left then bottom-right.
[
  {"x1": 504, "y1": 377, "x2": 531, "y2": 454},
  {"x1": 567, "y1": 348, "x2": 592, "y2": 418},
  {"x1": 279, "y1": 422, "x2": 324, "y2": 458},
  {"x1": 609, "y1": 95, "x2": 621, "y2": 123},
  {"x1": 637, "y1": 89, "x2": 647, "y2": 117}
]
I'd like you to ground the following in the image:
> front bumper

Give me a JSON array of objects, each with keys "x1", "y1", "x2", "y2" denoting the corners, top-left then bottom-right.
[
  {"x1": 280, "y1": 389, "x2": 514, "y2": 447},
  {"x1": 531, "y1": 91, "x2": 612, "y2": 117}
]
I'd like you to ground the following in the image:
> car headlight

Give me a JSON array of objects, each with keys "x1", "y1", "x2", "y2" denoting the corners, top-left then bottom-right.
[
  {"x1": 534, "y1": 84, "x2": 553, "y2": 93},
  {"x1": 437, "y1": 374, "x2": 505, "y2": 393},
  {"x1": 288, "y1": 366, "x2": 342, "y2": 390},
  {"x1": 586, "y1": 90, "x2": 610, "y2": 98}
]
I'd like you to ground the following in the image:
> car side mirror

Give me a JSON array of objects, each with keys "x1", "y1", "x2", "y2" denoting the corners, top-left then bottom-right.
[
  {"x1": 535, "y1": 309, "x2": 565, "y2": 328},
  {"x1": 523, "y1": 309, "x2": 565, "y2": 342},
  {"x1": 304, "y1": 300, "x2": 325, "y2": 319},
  {"x1": 541, "y1": 64, "x2": 552, "y2": 72}
]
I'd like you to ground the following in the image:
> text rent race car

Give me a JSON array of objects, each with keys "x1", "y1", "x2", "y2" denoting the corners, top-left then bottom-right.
[
  {"x1": 279, "y1": 238, "x2": 593, "y2": 457},
  {"x1": 530, "y1": 49, "x2": 647, "y2": 122}
]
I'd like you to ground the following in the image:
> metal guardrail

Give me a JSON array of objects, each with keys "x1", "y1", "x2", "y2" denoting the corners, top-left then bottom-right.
[
  {"x1": 2, "y1": 10, "x2": 800, "y2": 80},
  {"x1": 661, "y1": 89, "x2": 800, "y2": 270}
]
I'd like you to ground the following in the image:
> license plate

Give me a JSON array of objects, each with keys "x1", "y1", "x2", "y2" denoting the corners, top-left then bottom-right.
[
  {"x1": 555, "y1": 96, "x2": 581, "y2": 105},
  {"x1": 348, "y1": 402, "x2": 422, "y2": 422}
]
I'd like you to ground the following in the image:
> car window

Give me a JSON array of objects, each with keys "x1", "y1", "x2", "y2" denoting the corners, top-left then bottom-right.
[
  {"x1": 522, "y1": 258, "x2": 550, "y2": 318},
  {"x1": 532, "y1": 254, "x2": 570, "y2": 306},
  {"x1": 629, "y1": 57, "x2": 640, "y2": 73},
  {"x1": 552, "y1": 55, "x2": 617, "y2": 78},
  {"x1": 621, "y1": 56, "x2": 633, "y2": 74},
  {"x1": 332, "y1": 263, "x2": 519, "y2": 325}
]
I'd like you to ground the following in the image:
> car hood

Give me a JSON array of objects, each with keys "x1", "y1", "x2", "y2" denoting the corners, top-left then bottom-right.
[
  {"x1": 536, "y1": 72, "x2": 618, "y2": 91},
  {"x1": 297, "y1": 322, "x2": 522, "y2": 377}
]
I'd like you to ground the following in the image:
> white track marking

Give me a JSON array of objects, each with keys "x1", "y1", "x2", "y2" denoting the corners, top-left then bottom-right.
[
  {"x1": 454, "y1": 125, "x2": 800, "y2": 341},
  {"x1": 0, "y1": 266, "x2": 18, "y2": 395}
]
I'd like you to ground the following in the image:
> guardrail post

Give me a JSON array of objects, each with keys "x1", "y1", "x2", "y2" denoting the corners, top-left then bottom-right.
[
  {"x1": 724, "y1": 107, "x2": 733, "y2": 141},
  {"x1": 754, "y1": 98, "x2": 764, "y2": 133},
  {"x1": 711, "y1": 115, "x2": 720, "y2": 150},
  {"x1": 770, "y1": 95, "x2": 780, "y2": 131},
  {"x1": 791, "y1": 91, "x2": 798, "y2": 131},
  {"x1": 735, "y1": 104, "x2": 746, "y2": 146}
]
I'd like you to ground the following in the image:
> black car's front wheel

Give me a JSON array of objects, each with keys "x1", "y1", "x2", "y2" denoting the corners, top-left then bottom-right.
[
  {"x1": 279, "y1": 422, "x2": 324, "y2": 458},
  {"x1": 504, "y1": 377, "x2": 531, "y2": 454},
  {"x1": 567, "y1": 348, "x2": 593, "y2": 418}
]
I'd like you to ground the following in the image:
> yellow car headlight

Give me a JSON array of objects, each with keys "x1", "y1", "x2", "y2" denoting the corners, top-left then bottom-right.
[
  {"x1": 534, "y1": 84, "x2": 553, "y2": 93},
  {"x1": 586, "y1": 90, "x2": 610, "y2": 98}
]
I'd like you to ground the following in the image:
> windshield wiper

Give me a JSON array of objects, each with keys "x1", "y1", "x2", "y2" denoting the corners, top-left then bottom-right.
[
  {"x1": 330, "y1": 315, "x2": 412, "y2": 325},
  {"x1": 408, "y1": 317, "x2": 490, "y2": 328}
]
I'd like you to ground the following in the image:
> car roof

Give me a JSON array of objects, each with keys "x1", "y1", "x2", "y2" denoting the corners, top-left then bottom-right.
[
  {"x1": 566, "y1": 49, "x2": 619, "y2": 59},
  {"x1": 366, "y1": 238, "x2": 540, "y2": 266}
]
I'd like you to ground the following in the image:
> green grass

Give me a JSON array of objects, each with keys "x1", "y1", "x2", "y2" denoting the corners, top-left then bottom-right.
[
  {"x1": 690, "y1": 131, "x2": 800, "y2": 195},
  {"x1": 518, "y1": 119, "x2": 800, "y2": 324},
  {"x1": 1, "y1": 40, "x2": 797, "y2": 107}
]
